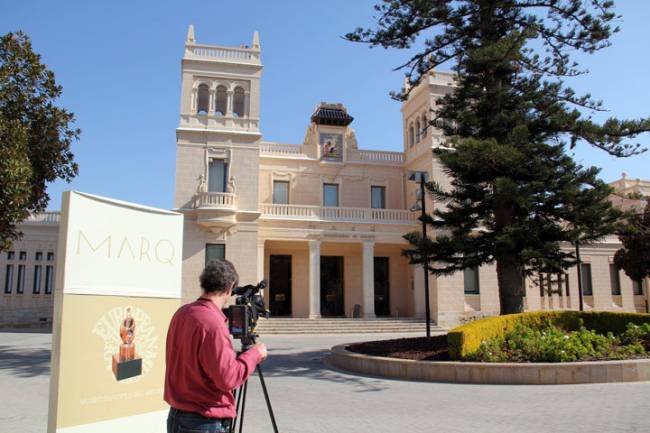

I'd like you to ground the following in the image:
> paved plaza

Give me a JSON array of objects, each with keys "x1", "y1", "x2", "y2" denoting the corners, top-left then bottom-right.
[{"x1": 1, "y1": 331, "x2": 650, "y2": 433}]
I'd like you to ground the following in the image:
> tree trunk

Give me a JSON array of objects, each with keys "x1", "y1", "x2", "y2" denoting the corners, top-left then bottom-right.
[{"x1": 496, "y1": 254, "x2": 525, "y2": 314}]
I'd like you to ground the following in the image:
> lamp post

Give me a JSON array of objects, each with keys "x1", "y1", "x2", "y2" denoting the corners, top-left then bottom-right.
[
  {"x1": 409, "y1": 171, "x2": 432, "y2": 338},
  {"x1": 575, "y1": 240, "x2": 584, "y2": 311}
]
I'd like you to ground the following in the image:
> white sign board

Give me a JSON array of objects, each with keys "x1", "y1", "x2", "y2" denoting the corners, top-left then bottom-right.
[{"x1": 48, "y1": 191, "x2": 183, "y2": 433}]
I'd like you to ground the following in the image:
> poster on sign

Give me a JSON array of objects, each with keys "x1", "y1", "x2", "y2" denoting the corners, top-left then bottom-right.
[{"x1": 47, "y1": 191, "x2": 183, "y2": 433}]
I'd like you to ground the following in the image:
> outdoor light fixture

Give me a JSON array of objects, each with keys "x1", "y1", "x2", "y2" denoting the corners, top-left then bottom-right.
[{"x1": 409, "y1": 170, "x2": 432, "y2": 337}]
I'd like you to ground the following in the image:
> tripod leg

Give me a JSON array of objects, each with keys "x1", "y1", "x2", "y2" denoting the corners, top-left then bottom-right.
[
  {"x1": 256, "y1": 365, "x2": 280, "y2": 433},
  {"x1": 238, "y1": 380, "x2": 248, "y2": 433},
  {"x1": 230, "y1": 384, "x2": 243, "y2": 433}
]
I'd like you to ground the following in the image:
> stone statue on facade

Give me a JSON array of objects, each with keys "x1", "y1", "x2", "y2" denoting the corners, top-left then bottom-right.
[
  {"x1": 227, "y1": 176, "x2": 237, "y2": 194},
  {"x1": 197, "y1": 174, "x2": 208, "y2": 193}
]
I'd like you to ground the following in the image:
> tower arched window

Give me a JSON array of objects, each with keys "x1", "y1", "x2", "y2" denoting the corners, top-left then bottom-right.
[
  {"x1": 233, "y1": 86, "x2": 245, "y2": 118},
  {"x1": 408, "y1": 123, "x2": 415, "y2": 147},
  {"x1": 197, "y1": 84, "x2": 209, "y2": 115},
  {"x1": 415, "y1": 119, "x2": 421, "y2": 142},
  {"x1": 215, "y1": 85, "x2": 227, "y2": 116},
  {"x1": 421, "y1": 114, "x2": 427, "y2": 138}
]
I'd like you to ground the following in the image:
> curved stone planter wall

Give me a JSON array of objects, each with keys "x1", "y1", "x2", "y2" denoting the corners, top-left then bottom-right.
[{"x1": 328, "y1": 344, "x2": 650, "y2": 385}]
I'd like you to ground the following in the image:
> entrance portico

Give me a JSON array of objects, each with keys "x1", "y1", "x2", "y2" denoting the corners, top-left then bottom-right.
[{"x1": 261, "y1": 238, "x2": 414, "y2": 319}]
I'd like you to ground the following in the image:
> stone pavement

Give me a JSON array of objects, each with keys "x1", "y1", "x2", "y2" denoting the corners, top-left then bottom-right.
[{"x1": 1, "y1": 331, "x2": 650, "y2": 433}]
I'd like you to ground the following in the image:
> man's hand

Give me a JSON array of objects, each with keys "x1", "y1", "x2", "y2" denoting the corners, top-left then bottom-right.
[{"x1": 253, "y1": 343, "x2": 268, "y2": 360}]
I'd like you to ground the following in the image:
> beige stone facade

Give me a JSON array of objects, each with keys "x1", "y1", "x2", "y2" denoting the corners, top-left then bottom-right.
[
  {"x1": 1, "y1": 27, "x2": 648, "y2": 328},
  {"x1": 0, "y1": 213, "x2": 59, "y2": 326}
]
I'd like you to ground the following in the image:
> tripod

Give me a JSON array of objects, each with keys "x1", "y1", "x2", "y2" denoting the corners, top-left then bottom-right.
[{"x1": 229, "y1": 335, "x2": 279, "y2": 433}]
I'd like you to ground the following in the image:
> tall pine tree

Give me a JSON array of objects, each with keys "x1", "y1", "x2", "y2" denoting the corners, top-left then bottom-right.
[{"x1": 347, "y1": 1, "x2": 649, "y2": 314}]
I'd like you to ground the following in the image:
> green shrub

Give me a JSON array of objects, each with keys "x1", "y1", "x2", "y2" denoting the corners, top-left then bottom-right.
[
  {"x1": 447, "y1": 311, "x2": 650, "y2": 360},
  {"x1": 467, "y1": 321, "x2": 647, "y2": 362}
]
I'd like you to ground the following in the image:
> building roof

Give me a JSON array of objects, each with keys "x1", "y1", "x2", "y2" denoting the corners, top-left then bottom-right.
[{"x1": 311, "y1": 103, "x2": 354, "y2": 126}]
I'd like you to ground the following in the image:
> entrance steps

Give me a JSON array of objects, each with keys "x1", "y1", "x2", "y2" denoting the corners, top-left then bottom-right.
[{"x1": 255, "y1": 317, "x2": 445, "y2": 334}]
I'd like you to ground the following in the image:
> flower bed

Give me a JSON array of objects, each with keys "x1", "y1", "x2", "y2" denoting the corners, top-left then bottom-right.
[
  {"x1": 467, "y1": 321, "x2": 650, "y2": 362},
  {"x1": 447, "y1": 311, "x2": 650, "y2": 359}
]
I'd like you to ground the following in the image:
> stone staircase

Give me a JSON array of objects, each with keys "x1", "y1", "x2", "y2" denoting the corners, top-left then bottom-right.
[{"x1": 254, "y1": 317, "x2": 446, "y2": 334}]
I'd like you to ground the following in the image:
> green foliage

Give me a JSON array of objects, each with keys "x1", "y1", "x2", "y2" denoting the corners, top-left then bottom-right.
[
  {"x1": 447, "y1": 311, "x2": 650, "y2": 359},
  {"x1": 348, "y1": 1, "x2": 649, "y2": 314},
  {"x1": 614, "y1": 202, "x2": 650, "y2": 283},
  {"x1": 468, "y1": 322, "x2": 647, "y2": 362},
  {"x1": 0, "y1": 31, "x2": 79, "y2": 251}
]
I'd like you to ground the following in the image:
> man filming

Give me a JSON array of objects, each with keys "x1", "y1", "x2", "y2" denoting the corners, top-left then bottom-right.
[{"x1": 165, "y1": 259, "x2": 267, "y2": 433}]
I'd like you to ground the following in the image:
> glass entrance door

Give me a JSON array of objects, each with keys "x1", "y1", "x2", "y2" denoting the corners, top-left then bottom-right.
[
  {"x1": 320, "y1": 256, "x2": 344, "y2": 316},
  {"x1": 374, "y1": 257, "x2": 390, "y2": 316},
  {"x1": 269, "y1": 255, "x2": 292, "y2": 316}
]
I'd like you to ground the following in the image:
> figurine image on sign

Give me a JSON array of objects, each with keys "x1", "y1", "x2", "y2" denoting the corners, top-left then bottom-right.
[
  {"x1": 112, "y1": 307, "x2": 143, "y2": 381},
  {"x1": 319, "y1": 133, "x2": 343, "y2": 161}
]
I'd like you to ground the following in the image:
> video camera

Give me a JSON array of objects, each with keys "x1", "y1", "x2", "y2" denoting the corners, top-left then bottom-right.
[{"x1": 226, "y1": 280, "x2": 268, "y2": 344}]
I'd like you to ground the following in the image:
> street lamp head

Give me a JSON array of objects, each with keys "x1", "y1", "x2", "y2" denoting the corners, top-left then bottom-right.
[{"x1": 408, "y1": 171, "x2": 429, "y2": 183}]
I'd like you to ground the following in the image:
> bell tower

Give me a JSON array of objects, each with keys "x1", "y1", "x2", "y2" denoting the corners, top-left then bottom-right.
[{"x1": 174, "y1": 25, "x2": 264, "y2": 300}]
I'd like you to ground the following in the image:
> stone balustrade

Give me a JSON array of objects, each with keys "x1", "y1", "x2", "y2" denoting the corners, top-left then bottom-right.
[
  {"x1": 355, "y1": 149, "x2": 404, "y2": 164},
  {"x1": 179, "y1": 114, "x2": 260, "y2": 131},
  {"x1": 184, "y1": 44, "x2": 261, "y2": 63},
  {"x1": 196, "y1": 192, "x2": 237, "y2": 210},
  {"x1": 260, "y1": 142, "x2": 307, "y2": 157},
  {"x1": 24, "y1": 212, "x2": 61, "y2": 224},
  {"x1": 260, "y1": 204, "x2": 415, "y2": 224}
]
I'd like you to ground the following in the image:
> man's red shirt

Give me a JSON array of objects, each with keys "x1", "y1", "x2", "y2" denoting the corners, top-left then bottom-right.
[{"x1": 164, "y1": 298, "x2": 262, "y2": 419}]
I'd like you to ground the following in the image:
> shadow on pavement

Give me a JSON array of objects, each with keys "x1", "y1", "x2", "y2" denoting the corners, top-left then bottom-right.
[
  {"x1": 0, "y1": 346, "x2": 51, "y2": 377},
  {"x1": 257, "y1": 348, "x2": 389, "y2": 393}
]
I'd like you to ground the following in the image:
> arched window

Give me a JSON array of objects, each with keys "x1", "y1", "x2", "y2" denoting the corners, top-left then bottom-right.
[
  {"x1": 421, "y1": 114, "x2": 428, "y2": 138},
  {"x1": 415, "y1": 119, "x2": 421, "y2": 142},
  {"x1": 233, "y1": 86, "x2": 245, "y2": 117},
  {"x1": 408, "y1": 123, "x2": 415, "y2": 147},
  {"x1": 215, "y1": 85, "x2": 227, "y2": 116},
  {"x1": 197, "y1": 84, "x2": 209, "y2": 115}
]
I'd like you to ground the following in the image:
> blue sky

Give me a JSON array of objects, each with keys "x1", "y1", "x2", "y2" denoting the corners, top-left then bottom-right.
[{"x1": 3, "y1": 0, "x2": 649, "y2": 211}]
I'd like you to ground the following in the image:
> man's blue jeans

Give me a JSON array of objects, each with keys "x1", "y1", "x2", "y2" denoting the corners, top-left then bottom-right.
[{"x1": 167, "y1": 407, "x2": 231, "y2": 433}]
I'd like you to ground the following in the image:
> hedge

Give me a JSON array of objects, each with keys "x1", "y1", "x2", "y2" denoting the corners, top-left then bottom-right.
[{"x1": 447, "y1": 311, "x2": 650, "y2": 360}]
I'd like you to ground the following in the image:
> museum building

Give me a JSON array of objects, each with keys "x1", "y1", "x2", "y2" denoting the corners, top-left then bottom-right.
[{"x1": 0, "y1": 27, "x2": 648, "y2": 328}]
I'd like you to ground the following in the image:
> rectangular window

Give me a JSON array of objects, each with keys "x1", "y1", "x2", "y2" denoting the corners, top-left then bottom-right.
[
  {"x1": 19, "y1": 251, "x2": 27, "y2": 261},
  {"x1": 205, "y1": 244, "x2": 226, "y2": 265},
  {"x1": 47, "y1": 252, "x2": 55, "y2": 261},
  {"x1": 272, "y1": 181, "x2": 289, "y2": 204},
  {"x1": 33, "y1": 265, "x2": 42, "y2": 294},
  {"x1": 35, "y1": 252, "x2": 43, "y2": 261},
  {"x1": 45, "y1": 266, "x2": 53, "y2": 294},
  {"x1": 323, "y1": 183, "x2": 339, "y2": 207},
  {"x1": 464, "y1": 266, "x2": 480, "y2": 294},
  {"x1": 208, "y1": 159, "x2": 228, "y2": 193},
  {"x1": 609, "y1": 264, "x2": 621, "y2": 296},
  {"x1": 580, "y1": 263, "x2": 593, "y2": 296},
  {"x1": 371, "y1": 186, "x2": 386, "y2": 209},
  {"x1": 7, "y1": 251, "x2": 15, "y2": 260},
  {"x1": 4, "y1": 264, "x2": 13, "y2": 293},
  {"x1": 633, "y1": 279, "x2": 644, "y2": 296},
  {"x1": 16, "y1": 265, "x2": 25, "y2": 294}
]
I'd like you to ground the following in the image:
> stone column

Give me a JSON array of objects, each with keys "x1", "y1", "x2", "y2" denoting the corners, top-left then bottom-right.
[
  {"x1": 308, "y1": 240, "x2": 321, "y2": 318},
  {"x1": 362, "y1": 240, "x2": 376, "y2": 319},
  {"x1": 257, "y1": 239, "x2": 266, "y2": 309}
]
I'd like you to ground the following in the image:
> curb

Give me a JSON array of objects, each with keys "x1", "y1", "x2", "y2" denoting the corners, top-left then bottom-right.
[{"x1": 327, "y1": 343, "x2": 650, "y2": 385}]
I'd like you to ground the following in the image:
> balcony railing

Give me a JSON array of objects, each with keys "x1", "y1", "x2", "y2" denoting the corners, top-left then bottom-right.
[
  {"x1": 260, "y1": 142, "x2": 307, "y2": 158},
  {"x1": 24, "y1": 211, "x2": 60, "y2": 224},
  {"x1": 184, "y1": 44, "x2": 261, "y2": 64},
  {"x1": 179, "y1": 114, "x2": 260, "y2": 132},
  {"x1": 354, "y1": 149, "x2": 404, "y2": 164},
  {"x1": 196, "y1": 192, "x2": 237, "y2": 210},
  {"x1": 260, "y1": 204, "x2": 416, "y2": 224}
]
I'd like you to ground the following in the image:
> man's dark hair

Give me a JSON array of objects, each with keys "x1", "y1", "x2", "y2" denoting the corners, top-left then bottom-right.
[{"x1": 200, "y1": 259, "x2": 239, "y2": 294}]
